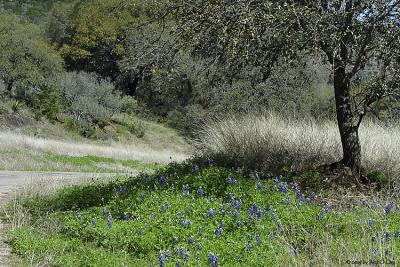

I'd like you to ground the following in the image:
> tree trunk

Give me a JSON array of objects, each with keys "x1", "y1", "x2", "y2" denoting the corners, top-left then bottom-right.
[{"x1": 333, "y1": 66, "x2": 362, "y2": 179}]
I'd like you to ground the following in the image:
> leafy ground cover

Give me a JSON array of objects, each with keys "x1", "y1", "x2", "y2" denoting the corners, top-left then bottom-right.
[{"x1": 6, "y1": 161, "x2": 400, "y2": 266}]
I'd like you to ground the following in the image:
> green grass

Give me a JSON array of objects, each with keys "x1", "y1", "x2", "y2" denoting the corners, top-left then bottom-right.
[
  {"x1": 5, "y1": 160, "x2": 400, "y2": 266},
  {"x1": 44, "y1": 154, "x2": 161, "y2": 173}
]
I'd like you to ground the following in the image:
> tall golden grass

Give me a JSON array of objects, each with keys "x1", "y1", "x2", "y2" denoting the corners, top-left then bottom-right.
[{"x1": 196, "y1": 113, "x2": 400, "y2": 182}]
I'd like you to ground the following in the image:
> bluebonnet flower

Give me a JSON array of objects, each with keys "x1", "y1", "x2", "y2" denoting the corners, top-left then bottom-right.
[
  {"x1": 219, "y1": 205, "x2": 225, "y2": 215},
  {"x1": 367, "y1": 219, "x2": 374, "y2": 227},
  {"x1": 256, "y1": 236, "x2": 261, "y2": 245},
  {"x1": 197, "y1": 242, "x2": 202, "y2": 250},
  {"x1": 194, "y1": 165, "x2": 200, "y2": 175},
  {"x1": 77, "y1": 212, "x2": 82, "y2": 221},
  {"x1": 208, "y1": 253, "x2": 218, "y2": 267},
  {"x1": 183, "y1": 252, "x2": 190, "y2": 261},
  {"x1": 181, "y1": 219, "x2": 191, "y2": 228},
  {"x1": 139, "y1": 227, "x2": 144, "y2": 236},
  {"x1": 395, "y1": 230, "x2": 400, "y2": 238},
  {"x1": 255, "y1": 172, "x2": 261, "y2": 180},
  {"x1": 158, "y1": 251, "x2": 165, "y2": 267},
  {"x1": 122, "y1": 213, "x2": 129, "y2": 221},
  {"x1": 233, "y1": 209, "x2": 239, "y2": 219},
  {"x1": 256, "y1": 208, "x2": 262, "y2": 220},
  {"x1": 309, "y1": 192, "x2": 317, "y2": 203},
  {"x1": 385, "y1": 248, "x2": 390, "y2": 256},
  {"x1": 372, "y1": 246, "x2": 377, "y2": 257},
  {"x1": 371, "y1": 235, "x2": 376, "y2": 242},
  {"x1": 284, "y1": 196, "x2": 291, "y2": 205},
  {"x1": 207, "y1": 158, "x2": 213, "y2": 167},
  {"x1": 385, "y1": 232, "x2": 391, "y2": 243},
  {"x1": 225, "y1": 203, "x2": 231, "y2": 213},
  {"x1": 158, "y1": 176, "x2": 167, "y2": 186},
  {"x1": 188, "y1": 236, "x2": 195, "y2": 245},
  {"x1": 144, "y1": 173, "x2": 151, "y2": 182},
  {"x1": 215, "y1": 227, "x2": 223, "y2": 237},
  {"x1": 237, "y1": 220, "x2": 243, "y2": 227},
  {"x1": 140, "y1": 192, "x2": 145, "y2": 202},
  {"x1": 274, "y1": 175, "x2": 283, "y2": 184},
  {"x1": 245, "y1": 242, "x2": 253, "y2": 249},
  {"x1": 385, "y1": 202, "x2": 394, "y2": 216},
  {"x1": 106, "y1": 216, "x2": 112, "y2": 229},
  {"x1": 208, "y1": 208, "x2": 216, "y2": 219},
  {"x1": 103, "y1": 207, "x2": 108, "y2": 217},
  {"x1": 198, "y1": 227, "x2": 203, "y2": 236},
  {"x1": 249, "y1": 204, "x2": 256, "y2": 219},
  {"x1": 276, "y1": 220, "x2": 282, "y2": 229},
  {"x1": 183, "y1": 184, "x2": 190, "y2": 192},
  {"x1": 160, "y1": 202, "x2": 169, "y2": 212},
  {"x1": 228, "y1": 176, "x2": 238, "y2": 185},
  {"x1": 256, "y1": 182, "x2": 264, "y2": 191},
  {"x1": 233, "y1": 199, "x2": 243, "y2": 209},
  {"x1": 271, "y1": 211, "x2": 276, "y2": 220},
  {"x1": 228, "y1": 192, "x2": 234, "y2": 201},
  {"x1": 91, "y1": 218, "x2": 96, "y2": 226},
  {"x1": 176, "y1": 262, "x2": 182, "y2": 267},
  {"x1": 197, "y1": 188, "x2": 205, "y2": 197},
  {"x1": 119, "y1": 186, "x2": 126, "y2": 194},
  {"x1": 165, "y1": 250, "x2": 171, "y2": 258},
  {"x1": 280, "y1": 183, "x2": 288, "y2": 193},
  {"x1": 269, "y1": 232, "x2": 275, "y2": 240},
  {"x1": 211, "y1": 197, "x2": 216, "y2": 203},
  {"x1": 177, "y1": 247, "x2": 185, "y2": 258}
]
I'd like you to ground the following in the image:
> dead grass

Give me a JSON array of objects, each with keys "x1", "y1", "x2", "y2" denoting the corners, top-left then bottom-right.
[{"x1": 196, "y1": 112, "x2": 400, "y2": 183}]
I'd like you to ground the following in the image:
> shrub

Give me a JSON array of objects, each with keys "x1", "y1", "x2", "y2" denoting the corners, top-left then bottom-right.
[{"x1": 59, "y1": 71, "x2": 122, "y2": 128}]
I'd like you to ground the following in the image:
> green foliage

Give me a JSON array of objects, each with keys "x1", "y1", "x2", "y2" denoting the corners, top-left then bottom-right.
[
  {"x1": 32, "y1": 85, "x2": 60, "y2": 121},
  {"x1": 0, "y1": 12, "x2": 63, "y2": 104},
  {"x1": 8, "y1": 162, "x2": 400, "y2": 266}
]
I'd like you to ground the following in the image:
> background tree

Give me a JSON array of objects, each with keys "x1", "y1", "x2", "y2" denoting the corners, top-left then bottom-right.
[
  {"x1": 0, "y1": 12, "x2": 63, "y2": 104},
  {"x1": 173, "y1": 0, "x2": 400, "y2": 180}
]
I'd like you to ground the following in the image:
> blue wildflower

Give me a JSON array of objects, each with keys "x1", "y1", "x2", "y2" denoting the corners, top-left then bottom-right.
[
  {"x1": 395, "y1": 230, "x2": 400, "y2": 238},
  {"x1": 245, "y1": 242, "x2": 253, "y2": 250},
  {"x1": 119, "y1": 186, "x2": 127, "y2": 194},
  {"x1": 309, "y1": 192, "x2": 317, "y2": 203},
  {"x1": 367, "y1": 219, "x2": 374, "y2": 227},
  {"x1": 237, "y1": 220, "x2": 243, "y2": 227},
  {"x1": 122, "y1": 213, "x2": 129, "y2": 221},
  {"x1": 228, "y1": 192, "x2": 234, "y2": 201},
  {"x1": 269, "y1": 232, "x2": 275, "y2": 240},
  {"x1": 103, "y1": 207, "x2": 108, "y2": 217},
  {"x1": 249, "y1": 204, "x2": 256, "y2": 219},
  {"x1": 256, "y1": 208, "x2": 262, "y2": 220},
  {"x1": 177, "y1": 247, "x2": 185, "y2": 257},
  {"x1": 106, "y1": 216, "x2": 112, "y2": 229},
  {"x1": 215, "y1": 227, "x2": 223, "y2": 237},
  {"x1": 198, "y1": 227, "x2": 203, "y2": 236},
  {"x1": 385, "y1": 202, "x2": 394, "y2": 216},
  {"x1": 197, "y1": 242, "x2": 202, "y2": 250},
  {"x1": 197, "y1": 188, "x2": 205, "y2": 197},
  {"x1": 233, "y1": 209, "x2": 239, "y2": 219},
  {"x1": 228, "y1": 176, "x2": 237, "y2": 185},
  {"x1": 194, "y1": 165, "x2": 200, "y2": 175},
  {"x1": 139, "y1": 227, "x2": 144, "y2": 236},
  {"x1": 208, "y1": 253, "x2": 218, "y2": 267},
  {"x1": 256, "y1": 182, "x2": 264, "y2": 191},
  {"x1": 158, "y1": 176, "x2": 167, "y2": 186},
  {"x1": 144, "y1": 173, "x2": 151, "y2": 182},
  {"x1": 158, "y1": 251, "x2": 165, "y2": 267},
  {"x1": 91, "y1": 218, "x2": 96, "y2": 226},
  {"x1": 385, "y1": 232, "x2": 391, "y2": 243},
  {"x1": 165, "y1": 250, "x2": 171, "y2": 258},
  {"x1": 181, "y1": 219, "x2": 191, "y2": 228},
  {"x1": 274, "y1": 175, "x2": 283, "y2": 184},
  {"x1": 207, "y1": 158, "x2": 213, "y2": 167},
  {"x1": 256, "y1": 236, "x2": 261, "y2": 245},
  {"x1": 176, "y1": 262, "x2": 182, "y2": 267},
  {"x1": 188, "y1": 236, "x2": 195, "y2": 245},
  {"x1": 255, "y1": 172, "x2": 261, "y2": 180},
  {"x1": 280, "y1": 182, "x2": 288, "y2": 193},
  {"x1": 208, "y1": 208, "x2": 215, "y2": 219}
]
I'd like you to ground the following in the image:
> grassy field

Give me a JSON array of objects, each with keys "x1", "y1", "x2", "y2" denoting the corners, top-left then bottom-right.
[
  {"x1": 3, "y1": 161, "x2": 400, "y2": 266},
  {"x1": 0, "y1": 117, "x2": 191, "y2": 173}
]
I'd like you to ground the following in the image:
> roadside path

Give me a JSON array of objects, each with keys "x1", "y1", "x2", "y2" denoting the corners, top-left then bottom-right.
[{"x1": 0, "y1": 171, "x2": 122, "y2": 266}]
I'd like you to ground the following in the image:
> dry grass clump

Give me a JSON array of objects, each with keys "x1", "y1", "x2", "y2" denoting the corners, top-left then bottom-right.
[{"x1": 196, "y1": 113, "x2": 400, "y2": 181}]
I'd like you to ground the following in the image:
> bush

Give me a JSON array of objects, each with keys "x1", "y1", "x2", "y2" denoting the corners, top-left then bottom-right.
[{"x1": 59, "y1": 71, "x2": 122, "y2": 129}]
